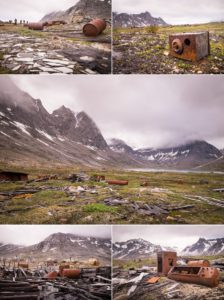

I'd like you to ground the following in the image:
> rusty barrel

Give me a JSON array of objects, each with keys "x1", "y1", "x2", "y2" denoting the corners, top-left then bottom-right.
[
  {"x1": 106, "y1": 180, "x2": 128, "y2": 186},
  {"x1": 45, "y1": 271, "x2": 58, "y2": 279},
  {"x1": 61, "y1": 269, "x2": 81, "y2": 279},
  {"x1": 28, "y1": 22, "x2": 44, "y2": 31},
  {"x1": 83, "y1": 19, "x2": 106, "y2": 37},
  {"x1": 59, "y1": 264, "x2": 70, "y2": 276},
  {"x1": 187, "y1": 260, "x2": 210, "y2": 267}
]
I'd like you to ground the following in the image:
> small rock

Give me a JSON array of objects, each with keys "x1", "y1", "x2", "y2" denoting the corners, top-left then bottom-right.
[{"x1": 83, "y1": 215, "x2": 94, "y2": 222}]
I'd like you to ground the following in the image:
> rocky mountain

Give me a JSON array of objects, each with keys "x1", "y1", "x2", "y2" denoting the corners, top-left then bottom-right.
[
  {"x1": 113, "y1": 239, "x2": 175, "y2": 260},
  {"x1": 0, "y1": 77, "x2": 142, "y2": 168},
  {"x1": 0, "y1": 233, "x2": 111, "y2": 263},
  {"x1": 135, "y1": 141, "x2": 223, "y2": 168},
  {"x1": 108, "y1": 138, "x2": 134, "y2": 155},
  {"x1": 182, "y1": 238, "x2": 224, "y2": 256},
  {"x1": 41, "y1": 0, "x2": 111, "y2": 24},
  {"x1": 108, "y1": 138, "x2": 222, "y2": 169},
  {"x1": 113, "y1": 11, "x2": 167, "y2": 28}
]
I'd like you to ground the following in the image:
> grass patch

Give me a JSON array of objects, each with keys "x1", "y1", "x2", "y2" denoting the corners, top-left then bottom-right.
[{"x1": 83, "y1": 203, "x2": 118, "y2": 213}]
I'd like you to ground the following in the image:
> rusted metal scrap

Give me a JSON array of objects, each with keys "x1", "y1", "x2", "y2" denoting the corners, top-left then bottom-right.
[
  {"x1": 168, "y1": 266, "x2": 220, "y2": 287},
  {"x1": 187, "y1": 260, "x2": 210, "y2": 267},
  {"x1": 83, "y1": 19, "x2": 107, "y2": 37},
  {"x1": 157, "y1": 251, "x2": 177, "y2": 276},
  {"x1": 169, "y1": 32, "x2": 210, "y2": 61},
  {"x1": 106, "y1": 180, "x2": 128, "y2": 186}
]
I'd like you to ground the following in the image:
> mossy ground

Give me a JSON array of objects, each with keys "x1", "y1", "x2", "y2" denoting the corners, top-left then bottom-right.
[
  {"x1": 0, "y1": 163, "x2": 223, "y2": 224},
  {"x1": 113, "y1": 22, "x2": 224, "y2": 74}
]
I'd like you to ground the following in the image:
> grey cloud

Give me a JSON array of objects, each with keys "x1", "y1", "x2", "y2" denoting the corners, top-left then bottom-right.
[
  {"x1": 112, "y1": 225, "x2": 224, "y2": 250},
  {"x1": 113, "y1": 0, "x2": 224, "y2": 24},
  {"x1": 13, "y1": 75, "x2": 224, "y2": 150},
  {"x1": 0, "y1": 225, "x2": 111, "y2": 246},
  {"x1": 0, "y1": 0, "x2": 77, "y2": 22}
]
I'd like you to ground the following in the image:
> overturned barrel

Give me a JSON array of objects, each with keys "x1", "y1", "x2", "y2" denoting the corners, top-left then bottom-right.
[
  {"x1": 28, "y1": 22, "x2": 44, "y2": 31},
  {"x1": 45, "y1": 271, "x2": 58, "y2": 279},
  {"x1": 61, "y1": 269, "x2": 81, "y2": 279},
  {"x1": 59, "y1": 264, "x2": 70, "y2": 276},
  {"x1": 83, "y1": 19, "x2": 107, "y2": 37}
]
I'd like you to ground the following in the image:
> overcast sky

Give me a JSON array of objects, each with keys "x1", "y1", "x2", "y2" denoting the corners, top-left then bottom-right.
[
  {"x1": 113, "y1": 0, "x2": 224, "y2": 25},
  {"x1": 113, "y1": 225, "x2": 224, "y2": 251},
  {"x1": 0, "y1": 0, "x2": 78, "y2": 22},
  {"x1": 12, "y1": 75, "x2": 224, "y2": 150},
  {"x1": 0, "y1": 225, "x2": 111, "y2": 245}
]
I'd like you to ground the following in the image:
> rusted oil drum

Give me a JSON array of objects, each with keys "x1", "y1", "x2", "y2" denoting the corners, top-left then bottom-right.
[
  {"x1": 18, "y1": 263, "x2": 29, "y2": 269},
  {"x1": 187, "y1": 260, "x2": 210, "y2": 267},
  {"x1": 62, "y1": 269, "x2": 81, "y2": 279},
  {"x1": 59, "y1": 264, "x2": 70, "y2": 275},
  {"x1": 28, "y1": 23, "x2": 44, "y2": 31},
  {"x1": 106, "y1": 180, "x2": 128, "y2": 186},
  {"x1": 83, "y1": 19, "x2": 107, "y2": 37},
  {"x1": 45, "y1": 271, "x2": 58, "y2": 279}
]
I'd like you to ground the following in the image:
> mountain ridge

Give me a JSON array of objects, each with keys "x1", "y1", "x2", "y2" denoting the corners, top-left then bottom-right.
[{"x1": 113, "y1": 11, "x2": 167, "y2": 28}]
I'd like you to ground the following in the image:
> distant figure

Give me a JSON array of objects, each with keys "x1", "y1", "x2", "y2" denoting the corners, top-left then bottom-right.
[{"x1": 14, "y1": 18, "x2": 17, "y2": 25}]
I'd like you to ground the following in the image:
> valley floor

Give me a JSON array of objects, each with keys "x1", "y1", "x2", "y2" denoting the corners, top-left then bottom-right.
[
  {"x1": 0, "y1": 166, "x2": 223, "y2": 224},
  {"x1": 0, "y1": 24, "x2": 111, "y2": 74},
  {"x1": 113, "y1": 23, "x2": 224, "y2": 74}
]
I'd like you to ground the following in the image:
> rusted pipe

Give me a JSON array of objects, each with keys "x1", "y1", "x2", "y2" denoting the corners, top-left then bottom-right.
[
  {"x1": 61, "y1": 269, "x2": 81, "y2": 279},
  {"x1": 83, "y1": 19, "x2": 107, "y2": 36},
  {"x1": 106, "y1": 180, "x2": 128, "y2": 185}
]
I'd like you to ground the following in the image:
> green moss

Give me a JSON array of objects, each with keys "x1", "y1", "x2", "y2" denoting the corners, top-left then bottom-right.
[{"x1": 83, "y1": 203, "x2": 118, "y2": 213}]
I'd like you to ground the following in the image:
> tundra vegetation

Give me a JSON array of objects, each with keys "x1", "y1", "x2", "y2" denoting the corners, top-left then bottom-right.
[
  {"x1": 0, "y1": 163, "x2": 223, "y2": 224},
  {"x1": 113, "y1": 23, "x2": 224, "y2": 74}
]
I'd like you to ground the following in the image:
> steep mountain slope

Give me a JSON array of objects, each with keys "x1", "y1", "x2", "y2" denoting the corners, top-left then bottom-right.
[
  {"x1": 41, "y1": 0, "x2": 111, "y2": 23},
  {"x1": 108, "y1": 138, "x2": 134, "y2": 154},
  {"x1": 182, "y1": 238, "x2": 224, "y2": 256},
  {"x1": 0, "y1": 233, "x2": 111, "y2": 262},
  {"x1": 0, "y1": 78, "x2": 142, "y2": 168},
  {"x1": 113, "y1": 239, "x2": 175, "y2": 260},
  {"x1": 113, "y1": 11, "x2": 167, "y2": 28}
]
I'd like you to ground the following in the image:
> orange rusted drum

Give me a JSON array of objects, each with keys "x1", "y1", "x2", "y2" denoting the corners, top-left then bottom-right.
[
  {"x1": 168, "y1": 266, "x2": 220, "y2": 288},
  {"x1": 18, "y1": 263, "x2": 29, "y2": 269},
  {"x1": 187, "y1": 260, "x2": 210, "y2": 267},
  {"x1": 106, "y1": 180, "x2": 128, "y2": 186},
  {"x1": 45, "y1": 271, "x2": 58, "y2": 279},
  {"x1": 59, "y1": 264, "x2": 70, "y2": 276},
  {"x1": 83, "y1": 19, "x2": 107, "y2": 37},
  {"x1": 61, "y1": 269, "x2": 81, "y2": 279},
  {"x1": 28, "y1": 23, "x2": 44, "y2": 30}
]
